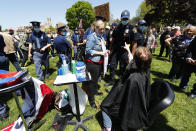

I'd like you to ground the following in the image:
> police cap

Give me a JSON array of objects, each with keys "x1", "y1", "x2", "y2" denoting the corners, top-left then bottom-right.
[
  {"x1": 121, "y1": 10, "x2": 130, "y2": 20},
  {"x1": 30, "y1": 21, "x2": 41, "y2": 27},
  {"x1": 74, "y1": 28, "x2": 78, "y2": 31},
  {"x1": 112, "y1": 22, "x2": 118, "y2": 27},
  {"x1": 138, "y1": 20, "x2": 147, "y2": 26},
  {"x1": 56, "y1": 22, "x2": 66, "y2": 31}
]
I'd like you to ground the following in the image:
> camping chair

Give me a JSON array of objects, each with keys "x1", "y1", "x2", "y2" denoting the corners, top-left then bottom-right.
[
  {"x1": 148, "y1": 80, "x2": 175, "y2": 126},
  {"x1": 111, "y1": 80, "x2": 175, "y2": 131}
]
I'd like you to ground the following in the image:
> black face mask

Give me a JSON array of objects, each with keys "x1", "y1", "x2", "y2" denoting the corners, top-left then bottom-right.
[{"x1": 9, "y1": 32, "x2": 14, "y2": 35}]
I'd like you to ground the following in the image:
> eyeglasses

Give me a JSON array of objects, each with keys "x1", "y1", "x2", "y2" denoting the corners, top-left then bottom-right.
[{"x1": 99, "y1": 28, "x2": 105, "y2": 31}]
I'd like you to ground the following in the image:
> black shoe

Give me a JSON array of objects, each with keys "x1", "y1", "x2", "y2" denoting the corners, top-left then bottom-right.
[
  {"x1": 46, "y1": 73, "x2": 50, "y2": 78},
  {"x1": 104, "y1": 82, "x2": 114, "y2": 87},
  {"x1": 189, "y1": 93, "x2": 196, "y2": 99},
  {"x1": 90, "y1": 102, "x2": 97, "y2": 109},
  {"x1": 0, "y1": 107, "x2": 9, "y2": 121},
  {"x1": 89, "y1": 99, "x2": 97, "y2": 109},
  {"x1": 96, "y1": 92, "x2": 103, "y2": 96},
  {"x1": 180, "y1": 85, "x2": 188, "y2": 90},
  {"x1": 105, "y1": 89, "x2": 111, "y2": 93}
]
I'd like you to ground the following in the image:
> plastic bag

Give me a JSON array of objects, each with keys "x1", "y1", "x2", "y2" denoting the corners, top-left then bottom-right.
[{"x1": 69, "y1": 84, "x2": 88, "y2": 115}]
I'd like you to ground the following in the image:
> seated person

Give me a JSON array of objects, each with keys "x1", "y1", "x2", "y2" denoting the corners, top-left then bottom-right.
[{"x1": 101, "y1": 47, "x2": 152, "y2": 131}]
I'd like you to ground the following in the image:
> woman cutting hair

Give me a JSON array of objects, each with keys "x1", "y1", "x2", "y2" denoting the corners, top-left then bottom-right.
[{"x1": 82, "y1": 20, "x2": 109, "y2": 109}]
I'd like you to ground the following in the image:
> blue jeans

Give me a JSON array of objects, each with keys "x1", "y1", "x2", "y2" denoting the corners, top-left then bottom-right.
[
  {"x1": 6, "y1": 53, "x2": 22, "y2": 71},
  {"x1": 0, "y1": 55, "x2": 9, "y2": 116},
  {"x1": 102, "y1": 111, "x2": 112, "y2": 129},
  {"x1": 0, "y1": 55, "x2": 9, "y2": 71},
  {"x1": 33, "y1": 52, "x2": 49, "y2": 81}
]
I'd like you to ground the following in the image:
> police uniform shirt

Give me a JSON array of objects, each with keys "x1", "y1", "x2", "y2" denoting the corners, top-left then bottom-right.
[
  {"x1": 29, "y1": 31, "x2": 51, "y2": 50},
  {"x1": 71, "y1": 33, "x2": 81, "y2": 45},
  {"x1": 54, "y1": 34, "x2": 72, "y2": 52},
  {"x1": 133, "y1": 31, "x2": 145, "y2": 47},
  {"x1": 112, "y1": 23, "x2": 134, "y2": 49},
  {"x1": 83, "y1": 27, "x2": 94, "y2": 40}
]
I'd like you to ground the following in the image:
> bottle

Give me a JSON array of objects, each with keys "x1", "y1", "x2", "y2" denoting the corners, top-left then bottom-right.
[
  {"x1": 61, "y1": 55, "x2": 69, "y2": 75},
  {"x1": 72, "y1": 60, "x2": 76, "y2": 74},
  {"x1": 75, "y1": 61, "x2": 86, "y2": 81}
]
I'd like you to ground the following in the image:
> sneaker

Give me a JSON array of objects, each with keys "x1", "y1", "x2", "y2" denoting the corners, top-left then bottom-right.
[
  {"x1": 96, "y1": 92, "x2": 103, "y2": 96},
  {"x1": 189, "y1": 93, "x2": 196, "y2": 99},
  {"x1": 21, "y1": 67, "x2": 27, "y2": 69},
  {"x1": 104, "y1": 82, "x2": 114, "y2": 87},
  {"x1": 180, "y1": 86, "x2": 187, "y2": 90},
  {"x1": 169, "y1": 77, "x2": 175, "y2": 82}
]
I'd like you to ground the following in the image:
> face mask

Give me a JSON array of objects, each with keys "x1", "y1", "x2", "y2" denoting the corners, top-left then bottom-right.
[
  {"x1": 96, "y1": 32, "x2": 102, "y2": 38},
  {"x1": 139, "y1": 26, "x2": 146, "y2": 31},
  {"x1": 121, "y1": 20, "x2": 128, "y2": 25},
  {"x1": 64, "y1": 32, "x2": 67, "y2": 36},
  {"x1": 34, "y1": 27, "x2": 40, "y2": 33}
]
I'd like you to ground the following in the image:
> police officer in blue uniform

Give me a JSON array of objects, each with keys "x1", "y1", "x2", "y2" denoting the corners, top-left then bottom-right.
[
  {"x1": 54, "y1": 23, "x2": 73, "y2": 67},
  {"x1": 131, "y1": 20, "x2": 147, "y2": 55},
  {"x1": 106, "y1": 22, "x2": 118, "y2": 50},
  {"x1": 28, "y1": 21, "x2": 52, "y2": 81},
  {"x1": 71, "y1": 28, "x2": 81, "y2": 60},
  {"x1": 105, "y1": 10, "x2": 135, "y2": 86}
]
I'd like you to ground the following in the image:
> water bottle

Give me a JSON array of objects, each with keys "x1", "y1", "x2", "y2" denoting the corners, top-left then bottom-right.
[
  {"x1": 61, "y1": 55, "x2": 69, "y2": 75},
  {"x1": 76, "y1": 61, "x2": 86, "y2": 81},
  {"x1": 72, "y1": 60, "x2": 76, "y2": 74}
]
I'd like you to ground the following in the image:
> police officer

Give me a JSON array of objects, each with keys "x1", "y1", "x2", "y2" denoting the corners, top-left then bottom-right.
[
  {"x1": 54, "y1": 23, "x2": 73, "y2": 67},
  {"x1": 105, "y1": 10, "x2": 134, "y2": 86},
  {"x1": 28, "y1": 21, "x2": 52, "y2": 81},
  {"x1": 109, "y1": 22, "x2": 118, "y2": 44},
  {"x1": 71, "y1": 28, "x2": 81, "y2": 60},
  {"x1": 131, "y1": 20, "x2": 147, "y2": 55}
]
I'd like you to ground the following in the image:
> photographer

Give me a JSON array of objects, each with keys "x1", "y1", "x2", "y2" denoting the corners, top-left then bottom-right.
[{"x1": 105, "y1": 10, "x2": 134, "y2": 86}]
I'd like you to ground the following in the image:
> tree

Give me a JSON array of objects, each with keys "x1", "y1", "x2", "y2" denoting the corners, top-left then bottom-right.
[
  {"x1": 144, "y1": 0, "x2": 196, "y2": 26},
  {"x1": 131, "y1": 1, "x2": 153, "y2": 25},
  {"x1": 44, "y1": 25, "x2": 56, "y2": 33},
  {"x1": 66, "y1": 1, "x2": 95, "y2": 30}
]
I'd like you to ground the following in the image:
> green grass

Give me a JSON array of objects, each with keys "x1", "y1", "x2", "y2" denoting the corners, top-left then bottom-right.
[{"x1": 0, "y1": 46, "x2": 196, "y2": 131}]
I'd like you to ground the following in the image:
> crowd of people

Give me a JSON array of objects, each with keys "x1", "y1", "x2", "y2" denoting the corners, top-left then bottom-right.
[{"x1": 0, "y1": 8, "x2": 196, "y2": 131}]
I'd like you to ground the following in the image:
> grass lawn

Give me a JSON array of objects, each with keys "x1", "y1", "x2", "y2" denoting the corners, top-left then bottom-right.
[{"x1": 0, "y1": 46, "x2": 196, "y2": 131}]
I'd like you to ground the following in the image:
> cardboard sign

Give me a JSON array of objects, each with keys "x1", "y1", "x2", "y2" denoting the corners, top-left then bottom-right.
[{"x1": 94, "y1": 2, "x2": 110, "y2": 22}]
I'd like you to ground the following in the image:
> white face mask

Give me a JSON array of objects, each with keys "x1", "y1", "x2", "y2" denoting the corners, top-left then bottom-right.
[{"x1": 34, "y1": 27, "x2": 40, "y2": 33}]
